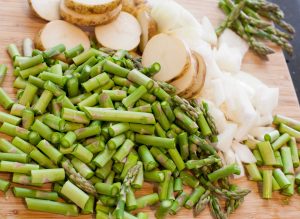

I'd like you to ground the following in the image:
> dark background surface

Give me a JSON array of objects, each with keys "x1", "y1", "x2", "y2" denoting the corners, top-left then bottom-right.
[{"x1": 270, "y1": 0, "x2": 300, "y2": 101}]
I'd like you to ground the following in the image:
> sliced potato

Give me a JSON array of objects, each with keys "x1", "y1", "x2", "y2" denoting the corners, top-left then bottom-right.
[
  {"x1": 137, "y1": 8, "x2": 158, "y2": 52},
  {"x1": 122, "y1": 0, "x2": 136, "y2": 15},
  {"x1": 35, "y1": 20, "x2": 90, "y2": 51},
  {"x1": 64, "y1": 0, "x2": 121, "y2": 14},
  {"x1": 171, "y1": 56, "x2": 197, "y2": 95},
  {"x1": 122, "y1": 0, "x2": 149, "y2": 16},
  {"x1": 28, "y1": 0, "x2": 60, "y2": 21},
  {"x1": 95, "y1": 12, "x2": 141, "y2": 51},
  {"x1": 60, "y1": 0, "x2": 121, "y2": 26},
  {"x1": 182, "y1": 51, "x2": 206, "y2": 99},
  {"x1": 142, "y1": 33, "x2": 191, "y2": 83}
]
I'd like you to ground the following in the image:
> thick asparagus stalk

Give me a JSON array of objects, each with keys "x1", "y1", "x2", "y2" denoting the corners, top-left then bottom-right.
[{"x1": 25, "y1": 198, "x2": 79, "y2": 216}]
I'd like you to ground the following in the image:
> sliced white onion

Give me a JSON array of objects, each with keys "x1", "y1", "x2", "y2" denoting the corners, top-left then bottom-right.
[
  {"x1": 218, "y1": 29, "x2": 249, "y2": 57},
  {"x1": 209, "y1": 78, "x2": 226, "y2": 107},
  {"x1": 238, "y1": 81, "x2": 255, "y2": 101},
  {"x1": 223, "y1": 149, "x2": 236, "y2": 165},
  {"x1": 215, "y1": 43, "x2": 243, "y2": 73},
  {"x1": 234, "y1": 71, "x2": 265, "y2": 91},
  {"x1": 167, "y1": 27, "x2": 205, "y2": 50},
  {"x1": 151, "y1": 0, "x2": 199, "y2": 33},
  {"x1": 255, "y1": 114, "x2": 273, "y2": 127},
  {"x1": 216, "y1": 122, "x2": 238, "y2": 152},
  {"x1": 151, "y1": 1, "x2": 181, "y2": 32},
  {"x1": 253, "y1": 86, "x2": 279, "y2": 116},
  {"x1": 200, "y1": 16, "x2": 218, "y2": 46},
  {"x1": 232, "y1": 142, "x2": 257, "y2": 164}
]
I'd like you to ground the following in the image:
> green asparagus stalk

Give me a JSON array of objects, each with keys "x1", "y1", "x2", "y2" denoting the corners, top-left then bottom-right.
[
  {"x1": 216, "y1": 0, "x2": 246, "y2": 36},
  {"x1": 0, "y1": 178, "x2": 10, "y2": 192},
  {"x1": 25, "y1": 198, "x2": 79, "y2": 216},
  {"x1": 13, "y1": 187, "x2": 58, "y2": 201}
]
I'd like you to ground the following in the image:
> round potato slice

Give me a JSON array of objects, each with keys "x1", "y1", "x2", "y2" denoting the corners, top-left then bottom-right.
[
  {"x1": 171, "y1": 55, "x2": 197, "y2": 95},
  {"x1": 137, "y1": 8, "x2": 158, "y2": 52},
  {"x1": 28, "y1": 0, "x2": 60, "y2": 21},
  {"x1": 60, "y1": 0, "x2": 121, "y2": 26},
  {"x1": 95, "y1": 12, "x2": 142, "y2": 51},
  {"x1": 142, "y1": 33, "x2": 191, "y2": 83},
  {"x1": 64, "y1": 0, "x2": 121, "y2": 14},
  {"x1": 35, "y1": 20, "x2": 90, "y2": 51},
  {"x1": 182, "y1": 51, "x2": 207, "y2": 99}
]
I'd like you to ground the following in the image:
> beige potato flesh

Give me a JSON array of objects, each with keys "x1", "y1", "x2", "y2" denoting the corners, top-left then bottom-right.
[
  {"x1": 95, "y1": 12, "x2": 142, "y2": 51},
  {"x1": 36, "y1": 20, "x2": 90, "y2": 51},
  {"x1": 29, "y1": 0, "x2": 60, "y2": 21},
  {"x1": 65, "y1": 0, "x2": 121, "y2": 14},
  {"x1": 142, "y1": 33, "x2": 191, "y2": 82},
  {"x1": 171, "y1": 56, "x2": 197, "y2": 94},
  {"x1": 137, "y1": 9, "x2": 158, "y2": 52},
  {"x1": 60, "y1": 0, "x2": 121, "y2": 26}
]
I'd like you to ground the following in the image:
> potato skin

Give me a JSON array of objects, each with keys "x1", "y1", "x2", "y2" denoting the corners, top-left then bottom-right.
[
  {"x1": 137, "y1": 8, "x2": 158, "y2": 52},
  {"x1": 122, "y1": 0, "x2": 149, "y2": 17},
  {"x1": 34, "y1": 27, "x2": 46, "y2": 50},
  {"x1": 64, "y1": 0, "x2": 122, "y2": 14},
  {"x1": 181, "y1": 52, "x2": 207, "y2": 99},
  {"x1": 60, "y1": 2, "x2": 121, "y2": 26}
]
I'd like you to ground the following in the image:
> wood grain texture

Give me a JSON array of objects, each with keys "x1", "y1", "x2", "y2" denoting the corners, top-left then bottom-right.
[{"x1": 0, "y1": 0, "x2": 299, "y2": 218}]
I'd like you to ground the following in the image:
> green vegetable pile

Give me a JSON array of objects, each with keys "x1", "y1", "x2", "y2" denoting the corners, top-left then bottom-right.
[
  {"x1": 217, "y1": 0, "x2": 295, "y2": 58},
  {"x1": 244, "y1": 115, "x2": 300, "y2": 199},
  {"x1": 0, "y1": 42, "x2": 250, "y2": 219}
]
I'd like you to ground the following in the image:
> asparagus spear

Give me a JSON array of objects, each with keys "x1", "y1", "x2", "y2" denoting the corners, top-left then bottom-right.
[
  {"x1": 216, "y1": 0, "x2": 247, "y2": 36},
  {"x1": 244, "y1": 24, "x2": 293, "y2": 55},
  {"x1": 61, "y1": 158, "x2": 97, "y2": 196}
]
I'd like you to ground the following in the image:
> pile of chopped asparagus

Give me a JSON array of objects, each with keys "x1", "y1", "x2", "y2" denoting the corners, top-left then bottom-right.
[
  {"x1": 244, "y1": 115, "x2": 300, "y2": 199},
  {"x1": 0, "y1": 41, "x2": 250, "y2": 219},
  {"x1": 217, "y1": 0, "x2": 295, "y2": 58}
]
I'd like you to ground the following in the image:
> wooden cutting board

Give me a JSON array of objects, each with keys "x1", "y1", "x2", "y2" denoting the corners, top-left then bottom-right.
[{"x1": 0, "y1": 0, "x2": 299, "y2": 218}]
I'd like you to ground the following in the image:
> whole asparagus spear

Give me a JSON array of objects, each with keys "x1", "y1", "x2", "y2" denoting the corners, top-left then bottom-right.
[
  {"x1": 218, "y1": 1, "x2": 273, "y2": 57},
  {"x1": 216, "y1": 0, "x2": 247, "y2": 36},
  {"x1": 245, "y1": 24, "x2": 293, "y2": 55},
  {"x1": 194, "y1": 191, "x2": 211, "y2": 216},
  {"x1": 257, "y1": 10, "x2": 295, "y2": 34},
  {"x1": 61, "y1": 158, "x2": 97, "y2": 196},
  {"x1": 209, "y1": 195, "x2": 228, "y2": 219},
  {"x1": 115, "y1": 163, "x2": 141, "y2": 219}
]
